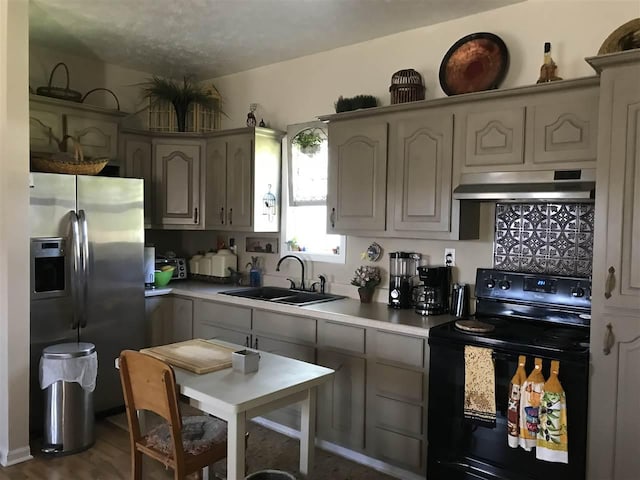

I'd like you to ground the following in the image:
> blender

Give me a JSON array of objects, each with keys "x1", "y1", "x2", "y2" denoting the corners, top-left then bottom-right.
[{"x1": 388, "y1": 252, "x2": 419, "y2": 309}]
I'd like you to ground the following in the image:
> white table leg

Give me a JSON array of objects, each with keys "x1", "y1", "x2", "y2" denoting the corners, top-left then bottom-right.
[
  {"x1": 299, "y1": 387, "x2": 317, "y2": 475},
  {"x1": 227, "y1": 411, "x2": 247, "y2": 480}
]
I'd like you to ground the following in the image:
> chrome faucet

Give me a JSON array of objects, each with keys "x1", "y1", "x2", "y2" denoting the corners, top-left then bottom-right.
[{"x1": 276, "y1": 255, "x2": 305, "y2": 291}]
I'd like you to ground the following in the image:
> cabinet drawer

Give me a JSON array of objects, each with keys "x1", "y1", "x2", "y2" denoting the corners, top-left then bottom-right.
[
  {"x1": 375, "y1": 396, "x2": 423, "y2": 435},
  {"x1": 195, "y1": 300, "x2": 251, "y2": 330},
  {"x1": 374, "y1": 363, "x2": 424, "y2": 403},
  {"x1": 254, "y1": 336, "x2": 315, "y2": 363},
  {"x1": 252, "y1": 310, "x2": 316, "y2": 344},
  {"x1": 375, "y1": 331, "x2": 424, "y2": 367},
  {"x1": 195, "y1": 323, "x2": 249, "y2": 347},
  {"x1": 318, "y1": 321, "x2": 365, "y2": 354},
  {"x1": 373, "y1": 427, "x2": 423, "y2": 471}
]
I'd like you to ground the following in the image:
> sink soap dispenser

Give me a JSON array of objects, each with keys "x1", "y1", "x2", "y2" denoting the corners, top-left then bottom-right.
[{"x1": 247, "y1": 256, "x2": 262, "y2": 287}]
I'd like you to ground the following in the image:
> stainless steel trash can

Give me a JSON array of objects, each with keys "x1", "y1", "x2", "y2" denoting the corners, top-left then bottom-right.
[{"x1": 41, "y1": 342, "x2": 96, "y2": 454}]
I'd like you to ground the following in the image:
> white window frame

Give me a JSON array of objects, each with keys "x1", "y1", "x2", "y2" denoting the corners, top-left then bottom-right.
[{"x1": 280, "y1": 121, "x2": 346, "y2": 264}]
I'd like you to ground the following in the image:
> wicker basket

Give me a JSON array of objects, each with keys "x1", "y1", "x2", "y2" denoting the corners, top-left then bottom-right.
[
  {"x1": 390, "y1": 69, "x2": 426, "y2": 104},
  {"x1": 31, "y1": 140, "x2": 108, "y2": 176}
]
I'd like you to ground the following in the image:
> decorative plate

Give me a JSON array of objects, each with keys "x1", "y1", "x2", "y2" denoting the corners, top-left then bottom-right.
[
  {"x1": 598, "y1": 18, "x2": 640, "y2": 55},
  {"x1": 439, "y1": 32, "x2": 509, "y2": 96}
]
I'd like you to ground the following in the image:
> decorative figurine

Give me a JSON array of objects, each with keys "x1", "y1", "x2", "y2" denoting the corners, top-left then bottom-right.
[{"x1": 246, "y1": 103, "x2": 257, "y2": 127}]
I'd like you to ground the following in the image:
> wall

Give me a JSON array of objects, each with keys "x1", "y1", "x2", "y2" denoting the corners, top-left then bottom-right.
[
  {"x1": 188, "y1": 0, "x2": 637, "y2": 299},
  {"x1": 0, "y1": 0, "x2": 31, "y2": 466},
  {"x1": 29, "y1": 44, "x2": 152, "y2": 126}
]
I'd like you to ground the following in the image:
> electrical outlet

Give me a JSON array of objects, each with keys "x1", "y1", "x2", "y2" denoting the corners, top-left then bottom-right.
[{"x1": 444, "y1": 248, "x2": 456, "y2": 267}]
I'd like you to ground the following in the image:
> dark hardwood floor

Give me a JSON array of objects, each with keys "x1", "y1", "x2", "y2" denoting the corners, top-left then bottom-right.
[{"x1": 0, "y1": 419, "x2": 396, "y2": 480}]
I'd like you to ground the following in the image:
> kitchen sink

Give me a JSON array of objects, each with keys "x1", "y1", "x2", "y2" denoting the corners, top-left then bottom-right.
[{"x1": 220, "y1": 287, "x2": 346, "y2": 306}]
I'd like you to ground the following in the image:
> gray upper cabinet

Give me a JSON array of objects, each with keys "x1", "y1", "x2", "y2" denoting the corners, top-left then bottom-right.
[
  {"x1": 327, "y1": 119, "x2": 388, "y2": 233},
  {"x1": 463, "y1": 107, "x2": 525, "y2": 167},
  {"x1": 389, "y1": 109, "x2": 453, "y2": 233},
  {"x1": 29, "y1": 94, "x2": 125, "y2": 165},
  {"x1": 153, "y1": 138, "x2": 203, "y2": 227},
  {"x1": 122, "y1": 133, "x2": 153, "y2": 227},
  {"x1": 456, "y1": 79, "x2": 599, "y2": 173},
  {"x1": 586, "y1": 51, "x2": 640, "y2": 480},
  {"x1": 205, "y1": 128, "x2": 282, "y2": 232}
]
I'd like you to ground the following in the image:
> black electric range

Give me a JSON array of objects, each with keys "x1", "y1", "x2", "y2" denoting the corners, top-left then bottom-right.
[{"x1": 427, "y1": 268, "x2": 591, "y2": 480}]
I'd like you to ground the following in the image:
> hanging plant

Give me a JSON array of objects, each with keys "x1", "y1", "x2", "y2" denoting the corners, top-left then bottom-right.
[
  {"x1": 292, "y1": 129, "x2": 324, "y2": 155},
  {"x1": 138, "y1": 75, "x2": 224, "y2": 132}
]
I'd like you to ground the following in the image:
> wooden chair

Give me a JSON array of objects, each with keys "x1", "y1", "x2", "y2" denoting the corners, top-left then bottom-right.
[{"x1": 118, "y1": 350, "x2": 227, "y2": 480}]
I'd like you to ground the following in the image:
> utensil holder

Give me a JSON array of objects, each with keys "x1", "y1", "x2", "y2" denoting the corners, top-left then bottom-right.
[{"x1": 232, "y1": 350, "x2": 260, "y2": 373}]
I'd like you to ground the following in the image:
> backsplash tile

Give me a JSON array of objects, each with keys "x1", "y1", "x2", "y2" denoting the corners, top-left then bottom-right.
[{"x1": 494, "y1": 202, "x2": 594, "y2": 278}]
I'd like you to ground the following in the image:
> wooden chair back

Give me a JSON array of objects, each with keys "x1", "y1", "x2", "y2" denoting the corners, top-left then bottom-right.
[{"x1": 119, "y1": 350, "x2": 185, "y2": 461}]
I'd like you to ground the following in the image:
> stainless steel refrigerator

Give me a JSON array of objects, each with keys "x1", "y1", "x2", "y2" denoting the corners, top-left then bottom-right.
[{"x1": 29, "y1": 172, "x2": 145, "y2": 431}]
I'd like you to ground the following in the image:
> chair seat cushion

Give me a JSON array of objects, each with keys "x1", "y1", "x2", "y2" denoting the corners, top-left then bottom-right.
[{"x1": 145, "y1": 415, "x2": 227, "y2": 456}]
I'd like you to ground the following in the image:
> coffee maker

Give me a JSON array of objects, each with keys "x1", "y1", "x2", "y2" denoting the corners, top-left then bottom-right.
[
  {"x1": 413, "y1": 266, "x2": 451, "y2": 315},
  {"x1": 388, "y1": 252, "x2": 420, "y2": 309}
]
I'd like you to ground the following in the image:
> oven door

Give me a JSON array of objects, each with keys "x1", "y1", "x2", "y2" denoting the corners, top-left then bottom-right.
[{"x1": 427, "y1": 338, "x2": 588, "y2": 480}]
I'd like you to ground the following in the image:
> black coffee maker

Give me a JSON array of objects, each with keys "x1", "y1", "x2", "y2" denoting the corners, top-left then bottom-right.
[{"x1": 413, "y1": 266, "x2": 451, "y2": 315}]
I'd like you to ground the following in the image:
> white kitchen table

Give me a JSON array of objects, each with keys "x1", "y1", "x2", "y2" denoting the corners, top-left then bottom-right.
[{"x1": 168, "y1": 339, "x2": 334, "y2": 480}]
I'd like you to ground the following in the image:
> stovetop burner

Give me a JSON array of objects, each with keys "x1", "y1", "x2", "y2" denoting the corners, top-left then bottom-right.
[{"x1": 454, "y1": 319, "x2": 495, "y2": 333}]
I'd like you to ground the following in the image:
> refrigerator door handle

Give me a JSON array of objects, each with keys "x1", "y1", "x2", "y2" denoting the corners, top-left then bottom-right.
[
  {"x1": 69, "y1": 210, "x2": 82, "y2": 330},
  {"x1": 78, "y1": 209, "x2": 89, "y2": 328}
]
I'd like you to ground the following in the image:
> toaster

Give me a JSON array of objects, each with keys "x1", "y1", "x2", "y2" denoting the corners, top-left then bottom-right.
[{"x1": 155, "y1": 258, "x2": 187, "y2": 280}]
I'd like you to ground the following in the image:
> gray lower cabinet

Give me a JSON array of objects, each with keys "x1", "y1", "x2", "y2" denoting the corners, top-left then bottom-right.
[
  {"x1": 145, "y1": 296, "x2": 194, "y2": 346},
  {"x1": 316, "y1": 349, "x2": 366, "y2": 450},
  {"x1": 367, "y1": 330, "x2": 427, "y2": 474},
  {"x1": 144, "y1": 296, "x2": 172, "y2": 347},
  {"x1": 193, "y1": 299, "x2": 251, "y2": 346},
  {"x1": 189, "y1": 297, "x2": 428, "y2": 474}
]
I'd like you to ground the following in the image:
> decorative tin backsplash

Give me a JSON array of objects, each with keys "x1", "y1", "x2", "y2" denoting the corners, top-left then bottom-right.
[{"x1": 494, "y1": 202, "x2": 594, "y2": 278}]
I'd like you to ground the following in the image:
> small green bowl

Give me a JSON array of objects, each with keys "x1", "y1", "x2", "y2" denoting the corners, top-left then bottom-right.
[{"x1": 154, "y1": 268, "x2": 174, "y2": 287}]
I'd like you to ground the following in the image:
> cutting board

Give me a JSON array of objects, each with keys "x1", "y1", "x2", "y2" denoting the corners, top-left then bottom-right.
[{"x1": 141, "y1": 339, "x2": 236, "y2": 374}]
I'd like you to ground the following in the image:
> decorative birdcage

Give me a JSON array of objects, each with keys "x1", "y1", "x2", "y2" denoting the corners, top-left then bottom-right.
[
  {"x1": 262, "y1": 184, "x2": 277, "y2": 221},
  {"x1": 147, "y1": 88, "x2": 222, "y2": 133},
  {"x1": 389, "y1": 69, "x2": 426, "y2": 104}
]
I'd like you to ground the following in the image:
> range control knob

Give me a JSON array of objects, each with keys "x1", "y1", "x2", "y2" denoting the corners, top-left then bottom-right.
[
  {"x1": 571, "y1": 286, "x2": 585, "y2": 298},
  {"x1": 499, "y1": 280, "x2": 511, "y2": 290},
  {"x1": 485, "y1": 278, "x2": 496, "y2": 289}
]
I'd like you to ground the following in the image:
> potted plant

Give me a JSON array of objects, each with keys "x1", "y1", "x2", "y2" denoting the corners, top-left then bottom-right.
[
  {"x1": 139, "y1": 75, "x2": 223, "y2": 132},
  {"x1": 292, "y1": 129, "x2": 324, "y2": 156},
  {"x1": 351, "y1": 265, "x2": 381, "y2": 303}
]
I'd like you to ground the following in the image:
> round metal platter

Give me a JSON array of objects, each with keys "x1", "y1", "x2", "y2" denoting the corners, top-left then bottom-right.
[{"x1": 439, "y1": 32, "x2": 509, "y2": 96}]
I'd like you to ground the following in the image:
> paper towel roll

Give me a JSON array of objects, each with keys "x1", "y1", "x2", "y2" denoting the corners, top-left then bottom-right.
[{"x1": 144, "y1": 246, "x2": 155, "y2": 286}]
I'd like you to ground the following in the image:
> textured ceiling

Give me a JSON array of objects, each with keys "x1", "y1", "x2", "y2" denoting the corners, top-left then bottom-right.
[{"x1": 29, "y1": 0, "x2": 523, "y2": 79}]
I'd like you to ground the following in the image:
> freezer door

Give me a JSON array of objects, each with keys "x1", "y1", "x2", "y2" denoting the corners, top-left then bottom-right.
[
  {"x1": 76, "y1": 175, "x2": 145, "y2": 412},
  {"x1": 29, "y1": 172, "x2": 76, "y2": 237}
]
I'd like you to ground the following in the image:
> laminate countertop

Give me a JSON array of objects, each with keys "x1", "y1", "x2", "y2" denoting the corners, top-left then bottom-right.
[{"x1": 145, "y1": 281, "x2": 455, "y2": 337}]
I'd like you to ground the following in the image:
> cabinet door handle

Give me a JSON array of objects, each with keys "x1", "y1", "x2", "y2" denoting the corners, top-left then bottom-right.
[
  {"x1": 245, "y1": 336, "x2": 249, "y2": 347},
  {"x1": 330, "y1": 208, "x2": 336, "y2": 228},
  {"x1": 254, "y1": 337, "x2": 259, "y2": 350},
  {"x1": 229, "y1": 208, "x2": 233, "y2": 225},
  {"x1": 603, "y1": 323, "x2": 615, "y2": 355},
  {"x1": 193, "y1": 207, "x2": 198, "y2": 224},
  {"x1": 605, "y1": 266, "x2": 615, "y2": 299},
  {"x1": 220, "y1": 207, "x2": 225, "y2": 225}
]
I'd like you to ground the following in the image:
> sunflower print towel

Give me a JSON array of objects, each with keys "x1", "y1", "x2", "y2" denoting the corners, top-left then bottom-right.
[
  {"x1": 463, "y1": 345, "x2": 496, "y2": 426},
  {"x1": 537, "y1": 360, "x2": 568, "y2": 463}
]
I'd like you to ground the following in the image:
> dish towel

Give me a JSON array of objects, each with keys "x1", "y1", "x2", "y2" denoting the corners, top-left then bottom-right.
[
  {"x1": 463, "y1": 345, "x2": 496, "y2": 426},
  {"x1": 507, "y1": 355, "x2": 527, "y2": 448},
  {"x1": 519, "y1": 357, "x2": 545, "y2": 451},
  {"x1": 537, "y1": 360, "x2": 568, "y2": 463}
]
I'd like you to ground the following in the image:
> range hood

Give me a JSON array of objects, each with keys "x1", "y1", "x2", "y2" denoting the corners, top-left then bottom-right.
[{"x1": 453, "y1": 169, "x2": 596, "y2": 201}]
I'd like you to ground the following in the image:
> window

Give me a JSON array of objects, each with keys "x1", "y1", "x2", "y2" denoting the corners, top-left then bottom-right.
[{"x1": 280, "y1": 121, "x2": 346, "y2": 263}]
